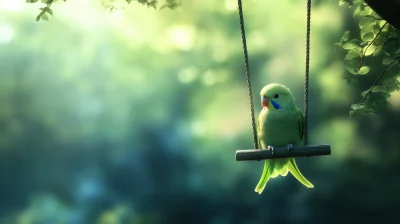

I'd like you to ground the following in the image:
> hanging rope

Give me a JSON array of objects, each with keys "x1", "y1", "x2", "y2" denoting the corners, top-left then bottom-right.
[
  {"x1": 234, "y1": 0, "x2": 332, "y2": 161},
  {"x1": 237, "y1": 0, "x2": 259, "y2": 149},
  {"x1": 304, "y1": 0, "x2": 311, "y2": 145},
  {"x1": 237, "y1": 0, "x2": 311, "y2": 148}
]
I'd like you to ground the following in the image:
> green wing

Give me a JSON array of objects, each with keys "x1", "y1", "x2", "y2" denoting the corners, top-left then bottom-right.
[{"x1": 257, "y1": 113, "x2": 262, "y2": 149}]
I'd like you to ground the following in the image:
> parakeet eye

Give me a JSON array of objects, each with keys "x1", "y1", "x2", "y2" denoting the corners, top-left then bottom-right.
[
  {"x1": 274, "y1": 94, "x2": 279, "y2": 99},
  {"x1": 263, "y1": 96, "x2": 267, "y2": 99}
]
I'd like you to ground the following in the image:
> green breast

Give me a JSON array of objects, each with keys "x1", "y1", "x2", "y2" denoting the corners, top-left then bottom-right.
[{"x1": 258, "y1": 109, "x2": 302, "y2": 148}]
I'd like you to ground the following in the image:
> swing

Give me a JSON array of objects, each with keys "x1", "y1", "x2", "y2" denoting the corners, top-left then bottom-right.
[{"x1": 235, "y1": 0, "x2": 331, "y2": 161}]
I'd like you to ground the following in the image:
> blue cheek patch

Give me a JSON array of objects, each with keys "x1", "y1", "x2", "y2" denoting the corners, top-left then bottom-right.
[{"x1": 271, "y1": 100, "x2": 280, "y2": 109}]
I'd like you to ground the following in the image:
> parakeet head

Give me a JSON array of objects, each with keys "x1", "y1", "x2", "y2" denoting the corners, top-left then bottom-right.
[{"x1": 260, "y1": 83, "x2": 296, "y2": 110}]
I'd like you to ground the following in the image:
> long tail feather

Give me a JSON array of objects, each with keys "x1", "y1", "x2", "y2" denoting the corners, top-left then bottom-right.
[
  {"x1": 254, "y1": 160, "x2": 270, "y2": 194},
  {"x1": 280, "y1": 165, "x2": 289, "y2": 177},
  {"x1": 287, "y1": 158, "x2": 314, "y2": 188}
]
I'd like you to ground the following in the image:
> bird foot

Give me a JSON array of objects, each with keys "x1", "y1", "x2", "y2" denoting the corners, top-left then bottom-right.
[
  {"x1": 285, "y1": 144, "x2": 294, "y2": 152},
  {"x1": 267, "y1": 145, "x2": 275, "y2": 155}
]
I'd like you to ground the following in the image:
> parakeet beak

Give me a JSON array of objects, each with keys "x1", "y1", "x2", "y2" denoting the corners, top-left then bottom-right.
[{"x1": 261, "y1": 97, "x2": 269, "y2": 108}]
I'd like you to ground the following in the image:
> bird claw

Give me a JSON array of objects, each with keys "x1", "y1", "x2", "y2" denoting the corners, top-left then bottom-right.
[
  {"x1": 267, "y1": 145, "x2": 275, "y2": 155},
  {"x1": 286, "y1": 144, "x2": 294, "y2": 152}
]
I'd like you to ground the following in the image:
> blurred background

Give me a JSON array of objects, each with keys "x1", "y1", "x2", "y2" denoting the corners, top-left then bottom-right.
[{"x1": 0, "y1": 0, "x2": 399, "y2": 223}]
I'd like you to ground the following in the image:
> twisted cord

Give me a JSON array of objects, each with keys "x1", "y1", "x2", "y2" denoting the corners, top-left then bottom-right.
[
  {"x1": 237, "y1": 0, "x2": 258, "y2": 149},
  {"x1": 304, "y1": 0, "x2": 311, "y2": 145}
]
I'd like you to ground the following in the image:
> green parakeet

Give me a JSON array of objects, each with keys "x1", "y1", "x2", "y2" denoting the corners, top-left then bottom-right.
[{"x1": 255, "y1": 83, "x2": 314, "y2": 194}]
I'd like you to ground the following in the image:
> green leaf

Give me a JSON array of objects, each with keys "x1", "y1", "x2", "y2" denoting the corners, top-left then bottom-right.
[
  {"x1": 361, "y1": 22, "x2": 374, "y2": 35},
  {"x1": 40, "y1": 13, "x2": 49, "y2": 21},
  {"x1": 383, "y1": 57, "x2": 400, "y2": 67},
  {"x1": 373, "y1": 45, "x2": 383, "y2": 56},
  {"x1": 384, "y1": 78, "x2": 400, "y2": 92},
  {"x1": 353, "y1": 5, "x2": 361, "y2": 17},
  {"x1": 342, "y1": 39, "x2": 360, "y2": 50},
  {"x1": 357, "y1": 66, "x2": 371, "y2": 75},
  {"x1": 340, "y1": 0, "x2": 354, "y2": 7},
  {"x1": 345, "y1": 48, "x2": 362, "y2": 60},
  {"x1": 359, "y1": 6, "x2": 372, "y2": 17},
  {"x1": 345, "y1": 65, "x2": 358, "y2": 74},
  {"x1": 343, "y1": 71, "x2": 359, "y2": 84},
  {"x1": 379, "y1": 92, "x2": 391, "y2": 98},
  {"x1": 361, "y1": 90, "x2": 368, "y2": 97},
  {"x1": 351, "y1": 103, "x2": 365, "y2": 110},
  {"x1": 359, "y1": 16, "x2": 375, "y2": 29},
  {"x1": 347, "y1": 0, "x2": 354, "y2": 7},
  {"x1": 360, "y1": 22, "x2": 376, "y2": 42},
  {"x1": 341, "y1": 31, "x2": 349, "y2": 42},
  {"x1": 383, "y1": 56, "x2": 393, "y2": 65},
  {"x1": 373, "y1": 30, "x2": 388, "y2": 46},
  {"x1": 362, "y1": 32, "x2": 375, "y2": 41},
  {"x1": 363, "y1": 44, "x2": 376, "y2": 56},
  {"x1": 373, "y1": 23, "x2": 381, "y2": 34},
  {"x1": 372, "y1": 86, "x2": 387, "y2": 92},
  {"x1": 349, "y1": 103, "x2": 376, "y2": 118},
  {"x1": 379, "y1": 20, "x2": 387, "y2": 28},
  {"x1": 45, "y1": 7, "x2": 53, "y2": 16},
  {"x1": 343, "y1": 58, "x2": 361, "y2": 77}
]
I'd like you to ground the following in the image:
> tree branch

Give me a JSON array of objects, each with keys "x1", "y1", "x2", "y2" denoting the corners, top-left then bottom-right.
[
  {"x1": 360, "y1": 55, "x2": 400, "y2": 104},
  {"x1": 359, "y1": 21, "x2": 388, "y2": 68}
]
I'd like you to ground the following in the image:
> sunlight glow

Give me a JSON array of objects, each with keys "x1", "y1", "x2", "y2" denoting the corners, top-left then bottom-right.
[
  {"x1": 0, "y1": 23, "x2": 14, "y2": 44},
  {"x1": 168, "y1": 25, "x2": 195, "y2": 51},
  {"x1": 319, "y1": 62, "x2": 351, "y2": 103},
  {"x1": 313, "y1": 119, "x2": 357, "y2": 159},
  {"x1": 248, "y1": 31, "x2": 268, "y2": 52},
  {"x1": 224, "y1": 0, "x2": 236, "y2": 11},
  {"x1": 106, "y1": 7, "x2": 125, "y2": 24},
  {"x1": 191, "y1": 121, "x2": 206, "y2": 136},
  {"x1": 0, "y1": 0, "x2": 23, "y2": 11},
  {"x1": 212, "y1": 48, "x2": 227, "y2": 62},
  {"x1": 59, "y1": 0, "x2": 104, "y2": 30},
  {"x1": 202, "y1": 70, "x2": 216, "y2": 86},
  {"x1": 178, "y1": 67, "x2": 199, "y2": 83},
  {"x1": 264, "y1": 55, "x2": 293, "y2": 78}
]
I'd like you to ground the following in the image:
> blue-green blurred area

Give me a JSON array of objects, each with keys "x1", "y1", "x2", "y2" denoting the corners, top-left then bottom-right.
[{"x1": 1, "y1": 0, "x2": 400, "y2": 223}]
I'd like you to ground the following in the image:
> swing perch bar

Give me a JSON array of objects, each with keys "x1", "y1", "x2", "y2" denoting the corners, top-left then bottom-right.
[
  {"x1": 236, "y1": 145, "x2": 331, "y2": 161},
  {"x1": 235, "y1": 0, "x2": 331, "y2": 161}
]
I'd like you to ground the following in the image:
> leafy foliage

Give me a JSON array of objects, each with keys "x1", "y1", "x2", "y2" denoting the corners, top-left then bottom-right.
[
  {"x1": 337, "y1": 0, "x2": 400, "y2": 116},
  {"x1": 26, "y1": 0, "x2": 180, "y2": 21},
  {"x1": 26, "y1": 0, "x2": 59, "y2": 21}
]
